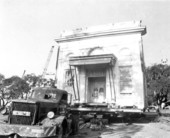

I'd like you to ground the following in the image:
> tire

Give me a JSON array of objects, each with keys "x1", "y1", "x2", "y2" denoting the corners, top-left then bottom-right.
[
  {"x1": 57, "y1": 120, "x2": 68, "y2": 138},
  {"x1": 71, "y1": 115, "x2": 79, "y2": 135},
  {"x1": 57, "y1": 126, "x2": 63, "y2": 138}
]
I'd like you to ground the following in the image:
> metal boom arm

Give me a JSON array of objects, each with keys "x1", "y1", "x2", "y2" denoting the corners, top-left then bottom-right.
[{"x1": 42, "y1": 46, "x2": 54, "y2": 78}]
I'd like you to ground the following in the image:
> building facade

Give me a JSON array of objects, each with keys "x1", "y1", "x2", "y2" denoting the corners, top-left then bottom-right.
[{"x1": 55, "y1": 20, "x2": 147, "y2": 110}]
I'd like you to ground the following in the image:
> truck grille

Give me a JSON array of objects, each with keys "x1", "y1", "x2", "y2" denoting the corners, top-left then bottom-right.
[{"x1": 10, "y1": 102, "x2": 37, "y2": 125}]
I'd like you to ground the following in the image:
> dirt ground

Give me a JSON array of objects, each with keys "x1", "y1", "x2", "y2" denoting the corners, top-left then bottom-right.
[
  {"x1": 1, "y1": 113, "x2": 170, "y2": 138},
  {"x1": 70, "y1": 113, "x2": 170, "y2": 138},
  {"x1": 71, "y1": 122, "x2": 170, "y2": 138}
]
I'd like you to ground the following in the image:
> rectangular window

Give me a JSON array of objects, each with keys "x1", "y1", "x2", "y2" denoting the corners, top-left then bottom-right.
[{"x1": 119, "y1": 66, "x2": 133, "y2": 93}]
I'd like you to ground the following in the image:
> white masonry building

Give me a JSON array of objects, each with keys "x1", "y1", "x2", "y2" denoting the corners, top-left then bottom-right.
[{"x1": 55, "y1": 20, "x2": 147, "y2": 111}]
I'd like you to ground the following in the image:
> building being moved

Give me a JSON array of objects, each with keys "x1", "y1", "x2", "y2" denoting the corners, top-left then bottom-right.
[{"x1": 55, "y1": 20, "x2": 147, "y2": 112}]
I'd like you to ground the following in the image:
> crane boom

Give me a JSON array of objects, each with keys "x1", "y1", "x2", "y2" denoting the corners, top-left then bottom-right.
[{"x1": 42, "y1": 46, "x2": 54, "y2": 78}]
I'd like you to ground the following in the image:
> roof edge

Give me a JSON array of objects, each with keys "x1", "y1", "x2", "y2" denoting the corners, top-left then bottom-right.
[{"x1": 55, "y1": 26, "x2": 146, "y2": 43}]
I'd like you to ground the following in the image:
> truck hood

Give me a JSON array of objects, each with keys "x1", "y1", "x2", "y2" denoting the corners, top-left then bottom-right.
[
  {"x1": 0, "y1": 115, "x2": 65, "y2": 137},
  {"x1": 12, "y1": 98, "x2": 61, "y2": 104},
  {"x1": 0, "y1": 123, "x2": 56, "y2": 137}
]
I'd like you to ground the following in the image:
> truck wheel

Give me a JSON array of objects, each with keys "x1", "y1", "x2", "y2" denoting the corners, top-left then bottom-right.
[
  {"x1": 57, "y1": 126, "x2": 63, "y2": 138},
  {"x1": 71, "y1": 115, "x2": 79, "y2": 135},
  {"x1": 57, "y1": 119, "x2": 68, "y2": 138}
]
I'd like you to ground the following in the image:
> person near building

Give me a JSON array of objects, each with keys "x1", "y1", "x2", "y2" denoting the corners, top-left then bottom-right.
[
  {"x1": 92, "y1": 88, "x2": 98, "y2": 102},
  {"x1": 98, "y1": 87, "x2": 104, "y2": 103},
  {"x1": 155, "y1": 88, "x2": 167, "y2": 109}
]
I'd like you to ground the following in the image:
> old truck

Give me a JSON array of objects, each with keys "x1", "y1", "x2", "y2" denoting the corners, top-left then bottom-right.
[
  {"x1": 0, "y1": 87, "x2": 77, "y2": 138},
  {"x1": 55, "y1": 21, "x2": 148, "y2": 120}
]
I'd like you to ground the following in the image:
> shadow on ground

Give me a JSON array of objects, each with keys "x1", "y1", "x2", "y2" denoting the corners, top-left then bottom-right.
[
  {"x1": 69, "y1": 123, "x2": 144, "y2": 138},
  {"x1": 69, "y1": 113, "x2": 159, "y2": 138}
]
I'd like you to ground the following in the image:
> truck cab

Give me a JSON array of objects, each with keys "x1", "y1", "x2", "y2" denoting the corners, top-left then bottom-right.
[{"x1": 0, "y1": 87, "x2": 76, "y2": 138}]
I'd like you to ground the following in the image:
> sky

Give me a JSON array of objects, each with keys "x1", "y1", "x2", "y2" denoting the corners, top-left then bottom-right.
[{"x1": 0, "y1": 0, "x2": 170, "y2": 78}]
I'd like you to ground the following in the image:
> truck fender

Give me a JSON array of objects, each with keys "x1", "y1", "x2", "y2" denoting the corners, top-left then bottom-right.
[
  {"x1": 41, "y1": 115, "x2": 68, "y2": 135},
  {"x1": 41, "y1": 115, "x2": 66, "y2": 126}
]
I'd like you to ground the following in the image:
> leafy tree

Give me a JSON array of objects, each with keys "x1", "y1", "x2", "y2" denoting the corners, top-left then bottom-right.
[
  {"x1": 0, "y1": 76, "x2": 29, "y2": 111},
  {"x1": 1, "y1": 76, "x2": 30, "y2": 99},
  {"x1": 23, "y1": 73, "x2": 56, "y2": 88},
  {"x1": 146, "y1": 64, "x2": 170, "y2": 105},
  {"x1": 0, "y1": 73, "x2": 5, "y2": 82},
  {"x1": 23, "y1": 74, "x2": 41, "y2": 87}
]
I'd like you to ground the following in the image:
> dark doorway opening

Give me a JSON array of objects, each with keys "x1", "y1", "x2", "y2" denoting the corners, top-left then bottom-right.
[{"x1": 88, "y1": 77, "x2": 106, "y2": 103}]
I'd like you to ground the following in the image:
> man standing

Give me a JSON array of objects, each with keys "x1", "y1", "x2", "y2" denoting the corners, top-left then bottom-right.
[{"x1": 155, "y1": 88, "x2": 167, "y2": 109}]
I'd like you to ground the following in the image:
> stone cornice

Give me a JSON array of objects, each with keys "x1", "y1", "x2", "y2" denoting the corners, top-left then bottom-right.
[{"x1": 55, "y1": 26, "x2": 146, "y2": 43}]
